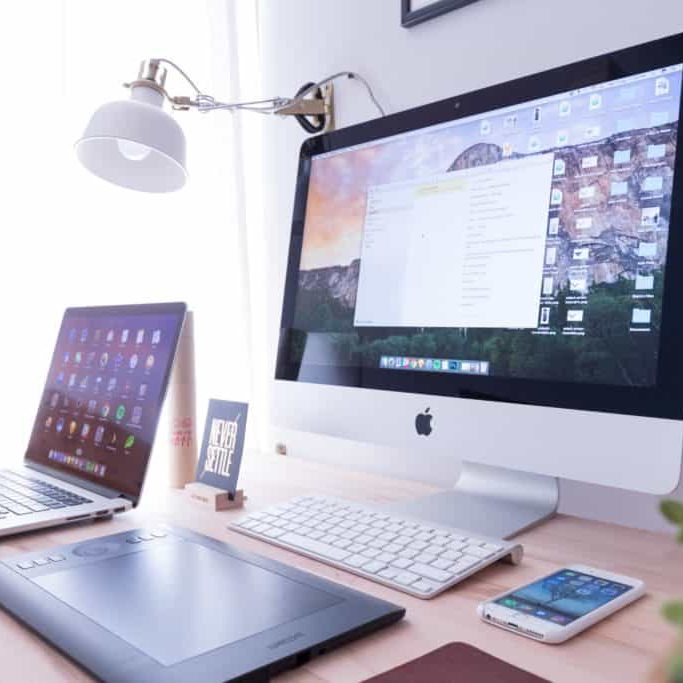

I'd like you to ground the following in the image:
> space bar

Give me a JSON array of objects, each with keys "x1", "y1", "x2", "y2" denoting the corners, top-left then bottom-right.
[{"x1": 278, "y1": 533, "x2": 350, "y2": 561}]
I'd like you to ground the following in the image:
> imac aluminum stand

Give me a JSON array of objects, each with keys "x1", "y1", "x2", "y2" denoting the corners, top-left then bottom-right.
[{"x1": 386, "y1": 462, "x2": 559, "y2": 539}]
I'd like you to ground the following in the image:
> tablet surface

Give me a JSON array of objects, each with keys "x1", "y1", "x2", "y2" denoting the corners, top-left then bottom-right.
[{"x1": 0, "y1": 525, "x2": 405, "y2": 682}]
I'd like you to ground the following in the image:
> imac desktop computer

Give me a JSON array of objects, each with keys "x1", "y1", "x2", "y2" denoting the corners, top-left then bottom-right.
[{"x1": 270, "y1": 33, "x2": 683, "y2": 541}]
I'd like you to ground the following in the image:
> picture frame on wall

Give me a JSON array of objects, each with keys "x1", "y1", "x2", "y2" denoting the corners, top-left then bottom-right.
[{"x1": 401, "y1": 0, "x2": 481, "y2": 28}]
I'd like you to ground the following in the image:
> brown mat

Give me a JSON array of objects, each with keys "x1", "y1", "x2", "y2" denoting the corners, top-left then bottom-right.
[{"x1": 362, "y1": 642, "x2": 551, "y2": 683}]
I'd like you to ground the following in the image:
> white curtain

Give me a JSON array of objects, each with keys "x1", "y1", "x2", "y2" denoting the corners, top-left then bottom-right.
[{"x1": 0, "y1": 1, "x2": 263, "y2": 493}]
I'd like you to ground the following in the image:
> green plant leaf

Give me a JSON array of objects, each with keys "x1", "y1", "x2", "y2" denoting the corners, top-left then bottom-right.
[
  {"x1": 661, "y1": 500, "x2": 683, "y2": 526},
  {"x1": 663, "y1": 601, "x2": 683, "y2": 627},
  {"x1": 667, "y1": 648, "x2": 683, "y2": 683}
]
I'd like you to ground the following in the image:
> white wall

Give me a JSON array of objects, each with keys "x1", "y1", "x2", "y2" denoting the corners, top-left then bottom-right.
[{"x1": 256, "y1": 0, "x2": 683, "y2": 533}]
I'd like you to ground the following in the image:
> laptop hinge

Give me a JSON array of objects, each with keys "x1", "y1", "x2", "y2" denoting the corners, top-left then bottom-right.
[{"x1": 23, "y1": 461, "x2": 134, "y2": 503}]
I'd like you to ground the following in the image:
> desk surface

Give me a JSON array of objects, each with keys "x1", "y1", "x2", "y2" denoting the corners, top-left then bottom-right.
[{"x1": 0, "y1": 453, "x2": 680, "y2": 682}]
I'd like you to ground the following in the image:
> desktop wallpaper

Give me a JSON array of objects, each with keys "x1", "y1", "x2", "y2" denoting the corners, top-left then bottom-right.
[{"x1": 288, "y1": 66, "x2": 682, "y2": 387}]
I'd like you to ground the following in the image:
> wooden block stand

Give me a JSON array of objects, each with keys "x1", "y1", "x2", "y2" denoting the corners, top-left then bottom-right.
[{"x1": 183, "y1": 482, "x2": 246, "y2": 511}]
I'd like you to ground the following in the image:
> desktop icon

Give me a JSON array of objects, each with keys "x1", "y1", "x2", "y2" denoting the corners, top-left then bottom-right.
[
  {"x1": 80, "y1": 329, "x2": 89, "y2": 343},
  {"x1": 114, "y1": 352, "x2": 124, "y2": 369},
  {"x1": 124, "y1": 434, "x2": 135, "y2": 449},
  {"x1": 115, "y1": 404, "x2": 126, "y2": 421},
  {"x1": 558, "y1": 100, "x2": 571, "y2": 117},
  {"x1": 129, "y1": 354, "x2": 139, "y2": 370},
  {"x1": 414, "y1": 408, "x2": 433, "y2": 436},
  {"x1": 101, "y1": 402, "x2": 111, "y2": 418},
  {"x1": 56, "y1": 418, "x2": 65, "y2": 434},
  {"x1": 68, "y1": 373, "x2": 77, "y2": 388},
  {"x1": 81, "y1": 423, "x2": 91, "y2": 439},
  {"x1": 138, "y1": 383, "x2": 148, "y2": 398},
  {"x1": 107, "y1": 377, "x2": 117, "y2": 393},
  {"x1": 74, "y1": 351, "x2": 82, "y2": 365},
  {"x1": 121, "y1": 329, "x2": 129, "y2": 344},
  {"x1": 131, "y1": 406, "x2": 143, "y2": 425},
  {"x1": 151, "y1": 330, "x2": 161, "y2": 345},
  {"x1": 94, "y1": 426, "x2": 105, "y2": 445},
  {"x1": 45, "y1": 416, "x2": 53, "y2": 429},
  {"x1": 50, "y1": 392, "x2": 60, "y2": 408},
  {"x1": 87, "y1": 399, "x2": 97, "y2": 414},
  {"x1": 589, "y1": 93, "x2": 602, "y2": 110},
  {"x1": 99, "y1": 352, "x2": 109, "y2": 369},
  {"x1": 106, "y1": 329, "x2": 115, "y2": 343},
  {"x1": 145, "y1": 353, "x2": 156, "y2": 370},
  {"x1": 136, "y1": 329, "x2": 145, "y2": 344},
  {"x1": 79, "y1": 375, "x2": 89, "y2": 390},
  {"x1": 69, "y1": 420, "x2": 78, "y2": 436},
  {"x1": 556, "y1": 130, "x2": 569, "y2": 146},
  {"x1": 56, "y1": 371, "x2": 65, "y2": 385},
  {"x1": 550, "y1": 188, "x2": 563, "y2": 206},
  {"x1": 655, "y1": 76, "x2": 670, "y2": 96}
]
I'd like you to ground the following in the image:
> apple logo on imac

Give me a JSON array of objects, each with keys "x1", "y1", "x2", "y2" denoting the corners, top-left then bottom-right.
[{"x1": 415, "y1": 408, "x2": 433, "y2": 436}]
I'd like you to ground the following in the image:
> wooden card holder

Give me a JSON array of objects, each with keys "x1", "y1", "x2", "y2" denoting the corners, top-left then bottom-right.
[{"x1": 183, "y1": 482, "x2": 246, "y2": 511}]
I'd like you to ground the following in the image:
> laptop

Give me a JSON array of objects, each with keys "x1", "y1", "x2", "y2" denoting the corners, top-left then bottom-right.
[{"x1": 0, "y1": 302, "x2": 186, "y2": 537}]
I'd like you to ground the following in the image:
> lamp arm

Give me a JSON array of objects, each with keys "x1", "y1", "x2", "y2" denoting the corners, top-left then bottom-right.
[{"x1": 128, "y1": 59, "x2": 385, "y2": 123}]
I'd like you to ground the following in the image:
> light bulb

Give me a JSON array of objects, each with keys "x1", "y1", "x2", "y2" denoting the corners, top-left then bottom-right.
[{"x1": 116, "y1": 139, "x2": 151, "y2": 161}]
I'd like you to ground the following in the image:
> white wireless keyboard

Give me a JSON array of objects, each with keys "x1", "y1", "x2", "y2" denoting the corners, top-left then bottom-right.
[{"x1": 230, "y1": 495, "x2": 523, "y2": 599}]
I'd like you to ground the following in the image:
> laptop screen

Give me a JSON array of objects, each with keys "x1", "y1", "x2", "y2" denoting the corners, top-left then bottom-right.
[{"x1": 25, "y1": 303, "x2": 186, "y2": 500}]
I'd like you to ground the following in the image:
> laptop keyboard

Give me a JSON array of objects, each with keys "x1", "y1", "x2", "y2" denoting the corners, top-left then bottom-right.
[{"x1": 0, "y1": 471, "x2": 92, "y2": 518}]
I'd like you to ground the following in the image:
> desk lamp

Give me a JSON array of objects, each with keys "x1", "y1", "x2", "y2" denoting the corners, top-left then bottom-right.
[{"x1": 76, "y1": 58, "x2": 384, "y2": 193}]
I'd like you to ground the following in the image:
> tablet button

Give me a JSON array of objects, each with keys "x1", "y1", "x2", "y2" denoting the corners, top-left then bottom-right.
[{"x1": 73, "y1": 543, "x2": 117, "y2": 558}]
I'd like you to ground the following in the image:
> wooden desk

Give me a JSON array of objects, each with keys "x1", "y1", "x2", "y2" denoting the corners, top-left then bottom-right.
[{"x1": 0, "y1": 454, "x2": 680, "y2": 682}]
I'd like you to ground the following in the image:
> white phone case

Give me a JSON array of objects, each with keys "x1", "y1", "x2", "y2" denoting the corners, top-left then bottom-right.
[{"x1": 478, "y1": 564, "x2": 646, "y2": 643}]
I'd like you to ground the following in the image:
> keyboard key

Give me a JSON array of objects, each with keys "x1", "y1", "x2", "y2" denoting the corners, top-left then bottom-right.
[
  {"x1": 344, "y1": 554, "x2": 369, "y2": 568},
  {"x1": 360, "y1": 547, "x2": 381, "y2": 559},
  {"x1": 415, "y1": 553, "x2": 437, "y2": 565},
  {"x1": 16, "y1": 561, "x2": 34, "y2": 570},
  {"x1": 441, "y1": 550, "x2": 463, "y2": 562},
  {"x1": 395, "y1": 571, "x2": 420, "y2": 586},
  {"x1": 451, "y1": 556, "x2": 481, "y2": 574},
  {"x1": 378, "y1": 568, "x2": 399, "y2": 580},
  {"x1": 362, "y1": 560, "x2": 387, "y2": 574},
  {"x1": 432, "y1": 558, "x2": 453, "y2": 570},
  {"x1": 463, "y1": 545, "x2": 495, "y2": 559},
  {"x1": 391, "y1": 557, "x2": 413, "y2": 570},
  {"x1": 263, "y1": 528, "x2": 285, "y2": 539},
  {"x1": 33, "y1": 558, "x2": 50, "y2": 566},
  {"x1": 410, "y1": 562, "x2": 453, "y2": 583},
  {"x1": 279, "y1": 532, "x2": 351, "y2": 561},
  {"x1": 412, "y1": 579, "x2": 440, "y2": 594},
  {"x1": 376, "y1": 552, "x2": 397, "y2": 564}
]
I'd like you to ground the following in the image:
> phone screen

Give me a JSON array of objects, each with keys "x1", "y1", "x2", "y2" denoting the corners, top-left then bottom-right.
[{"x1": 494, "y1": 569, "x2": 632, "y2": 625}]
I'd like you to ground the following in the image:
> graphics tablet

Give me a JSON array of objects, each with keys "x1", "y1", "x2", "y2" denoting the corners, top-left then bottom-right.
[{"x1": 0, "y1": 525, "x2": 405, "y2": 682}]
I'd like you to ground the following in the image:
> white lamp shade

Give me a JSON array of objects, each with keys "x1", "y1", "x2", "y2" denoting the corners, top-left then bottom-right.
[{"x1": 76, "y1": 87, "x2": 187, "y2": 193}]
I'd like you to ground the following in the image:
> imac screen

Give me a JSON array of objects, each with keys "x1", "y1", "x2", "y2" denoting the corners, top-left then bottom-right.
[{"x1": 284, "y1": 63, "x2": 682, "y2": 390}]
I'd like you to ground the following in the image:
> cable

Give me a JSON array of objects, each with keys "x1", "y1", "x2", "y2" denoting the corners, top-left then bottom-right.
[{"x1": 296, "y1": 71, "x2": 386, "y2": 117}]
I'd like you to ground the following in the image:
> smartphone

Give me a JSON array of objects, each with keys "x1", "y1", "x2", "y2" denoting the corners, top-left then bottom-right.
[{"x1": 478, "y1": 564, "x2": 645, "y2": 643}]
